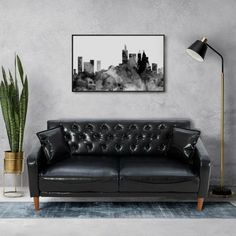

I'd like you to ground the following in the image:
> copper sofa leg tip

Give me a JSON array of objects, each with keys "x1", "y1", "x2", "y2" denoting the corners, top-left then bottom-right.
[
  {"x1": 33, "y1": 197, "x2": 40, "y2": 211},
  {"x1": 197, "y1": 197, "x2": 204, "y2": 211}
]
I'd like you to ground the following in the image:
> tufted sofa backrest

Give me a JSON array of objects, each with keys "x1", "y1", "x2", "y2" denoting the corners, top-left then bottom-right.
[{"x1": 47, "y1": 120, "x2": 190, "y2": 156}]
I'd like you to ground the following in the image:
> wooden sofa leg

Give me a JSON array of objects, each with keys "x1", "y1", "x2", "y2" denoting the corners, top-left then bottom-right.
[
  {"x1": 197, "y1": 197, "x2": 204, "y2": 211},
  {"x1": 33, "y1": 197, "x2": 40, "y2": 211}
]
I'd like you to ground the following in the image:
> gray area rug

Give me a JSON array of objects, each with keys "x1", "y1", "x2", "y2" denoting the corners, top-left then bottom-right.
[{"x1": 0, "y1": 202, "x2": 236, "y2": 218}]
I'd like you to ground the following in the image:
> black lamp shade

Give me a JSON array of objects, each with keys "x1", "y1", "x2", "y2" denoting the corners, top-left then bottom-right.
[{"x1": 186, "y1": 40, "x2": 208, "y2": 62}]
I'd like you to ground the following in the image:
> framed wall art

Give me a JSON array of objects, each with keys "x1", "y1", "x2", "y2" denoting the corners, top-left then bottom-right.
[{"x1": 72, "y1": 34, "x2": 165, "y2": 92}]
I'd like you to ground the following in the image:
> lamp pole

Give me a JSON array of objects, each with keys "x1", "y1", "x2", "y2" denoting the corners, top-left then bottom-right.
[{"x1": 205, "y1": 42, "x2": 226, "y2": 191}]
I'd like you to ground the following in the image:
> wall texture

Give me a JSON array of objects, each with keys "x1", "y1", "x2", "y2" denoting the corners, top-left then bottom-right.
[{"x1": 0, "y1": 0, "x2": 236, "y2": 186}]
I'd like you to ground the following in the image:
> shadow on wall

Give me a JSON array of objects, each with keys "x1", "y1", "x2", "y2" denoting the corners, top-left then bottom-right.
[
  {"x1": 22, "y1": 73, "x2": 50, "y2": 187},
  {"x1": 204, "y1": 135, "x2": 236, "y2": 187}
]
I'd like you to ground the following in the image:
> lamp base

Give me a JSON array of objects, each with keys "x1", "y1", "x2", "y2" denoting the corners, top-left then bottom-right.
[{"x1": 211, "y1": 186, "x2": 234, "y2": 197}]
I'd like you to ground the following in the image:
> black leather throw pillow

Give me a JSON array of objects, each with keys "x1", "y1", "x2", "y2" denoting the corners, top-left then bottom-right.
[
  {"x1": 169, "y1": 127, "x2": 200, "y2": 162},
  {"x1": 37, "y1": 126, "x2": 71, "y2": 165}
]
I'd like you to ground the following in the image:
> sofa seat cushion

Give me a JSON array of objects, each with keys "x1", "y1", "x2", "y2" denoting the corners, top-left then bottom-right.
[
  {"x1": 119, "y1": 156, "x2": 199, "y2": 192},
  {"x1": 39, "y1": 155, "x2": 119, "y2": 193}
]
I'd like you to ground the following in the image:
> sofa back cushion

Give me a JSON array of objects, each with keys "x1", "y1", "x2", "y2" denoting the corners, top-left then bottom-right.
[{"x1": 47, "y1": 120, "x2": 190, "y2": 156}]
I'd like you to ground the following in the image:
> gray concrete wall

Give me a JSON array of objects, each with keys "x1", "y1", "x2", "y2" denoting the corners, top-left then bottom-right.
[{"x1": 0, "y1": 0, "x2": 236, "y2": 186}]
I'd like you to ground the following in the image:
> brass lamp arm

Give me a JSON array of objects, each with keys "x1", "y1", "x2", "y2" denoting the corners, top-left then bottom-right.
[{"x1": 206, "y1": 43, "x2": 224, "y2": 73}]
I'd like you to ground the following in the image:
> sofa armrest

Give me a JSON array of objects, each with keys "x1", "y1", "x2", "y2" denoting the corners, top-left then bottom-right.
[
  {"x1": 27, "y1": 144, "x2": 46, "y2": 197},
  {"x1": 194, "y1": 138, "x2": 211, "y2": 198}
]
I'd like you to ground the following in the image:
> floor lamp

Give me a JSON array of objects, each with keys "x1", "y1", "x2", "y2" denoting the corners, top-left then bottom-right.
[{"x1": 186, "y1": 37, "x2": 233, "y2": 196}]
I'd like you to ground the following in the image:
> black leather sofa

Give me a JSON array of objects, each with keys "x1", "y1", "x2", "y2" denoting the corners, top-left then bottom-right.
[{"x1": 27, "y1": 119, "x2": 211, "y2": 211}]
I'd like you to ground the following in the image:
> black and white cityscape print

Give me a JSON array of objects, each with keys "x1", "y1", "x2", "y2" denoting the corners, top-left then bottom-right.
[{"x1": 72, "y1": 35, "x2": 165, "y2": 92}]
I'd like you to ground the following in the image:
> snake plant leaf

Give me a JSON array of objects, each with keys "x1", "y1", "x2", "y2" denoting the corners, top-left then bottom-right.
[
  {"x1": 9, "y1": 70, "x2": 20, "y2": 116},
  {"x1": 0, "y1": 82, "x2": 12, "y2": 150},
  {"x1": 8, "y1": 82, "x2": 18, "y2": 152},
  {"x1": 23, "y1": 76, "x2": 28, "y2": 122},
  {"x1": 10, "y1": 70, "x2": 20, "y2": 151},
  {"x1": 19, "y1": 76, "x2": 28, "y2": 151},
  {"x1": 2, "y1": 81, "x2": 17, "y2": 151},
  {"x1": 17, "y1": 55, "x2": 24, "y2": 84},
  {"x1": 1, "y1": 66, "x2": 8, "y2": 87},
  {"x1": 8, "y1": 70, "x2": 14, "y2": 84},
  {"x1": 14, "y1": 54, "x2": 17, "y2": 83}
]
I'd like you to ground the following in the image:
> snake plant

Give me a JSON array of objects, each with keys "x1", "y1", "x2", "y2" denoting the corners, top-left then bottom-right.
[{"x1": 0, "y1": 55, "x2": 28, "y2": 153}]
